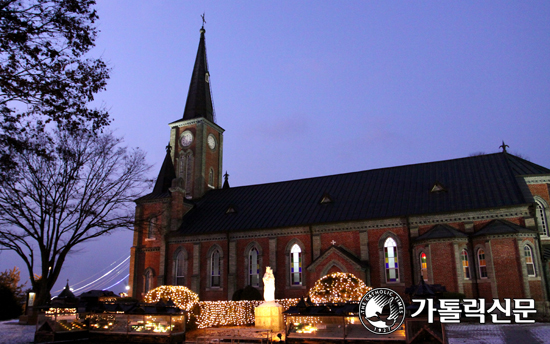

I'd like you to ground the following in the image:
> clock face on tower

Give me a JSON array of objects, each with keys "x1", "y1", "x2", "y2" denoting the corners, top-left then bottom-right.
[
  {"x1": 180, "y1": 130, "x2": 194, "y2": 147},
  {"x1": 207, "y1": 134, "x2": 217, "y2": 150}
]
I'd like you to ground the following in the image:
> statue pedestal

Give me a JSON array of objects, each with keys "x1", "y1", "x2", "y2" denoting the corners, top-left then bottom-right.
[{"x1": 255, "y1": 301, "x2": 284, "y2": 332}]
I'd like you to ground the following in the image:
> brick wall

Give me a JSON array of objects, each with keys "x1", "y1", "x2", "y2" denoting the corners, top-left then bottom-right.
[
  {"x1": 491, "y1": 238, "x2": 524, "y2": 299},
  {"x1": 429, "y1": 242, "x2": 458, "y2": 293},
  {"x1": 529, "y1": 184, "x2": 550, "y2": 203}
]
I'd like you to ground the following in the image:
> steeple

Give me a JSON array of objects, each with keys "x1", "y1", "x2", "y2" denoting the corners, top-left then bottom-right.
[
  {"x1": 152, "y1": 145, "x2": 177, "y2": 195},
  {"x1": 182, "y1": 26, "x2": 214, "y2": 122},
  {"x1": 167, "y1": 22, "x2": 224, "y2": 200}
]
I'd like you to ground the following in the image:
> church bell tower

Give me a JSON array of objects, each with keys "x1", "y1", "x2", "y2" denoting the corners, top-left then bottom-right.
[{"x1": 169, "y1": 25, "x2": 224, "y2": 199}]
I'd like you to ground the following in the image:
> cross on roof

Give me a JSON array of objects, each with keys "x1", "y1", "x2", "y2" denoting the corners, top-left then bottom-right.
[
  {"x1": 499, "y1": 141, "x2": 509, "y2": 153},
  {"x1": 201, "y1": 13, "x2": 206, "y2": 26},
  {"x1": 331, "y1": 240, "x2": 336, "y2": 245}
]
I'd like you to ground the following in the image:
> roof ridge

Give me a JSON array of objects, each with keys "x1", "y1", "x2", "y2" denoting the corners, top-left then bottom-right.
[
  {"x1": 504, "y1": 152, "x2": 550, "y2": 175},
  {"x1": 202, "y1": 152, "x2": 515, "y2": 191}
]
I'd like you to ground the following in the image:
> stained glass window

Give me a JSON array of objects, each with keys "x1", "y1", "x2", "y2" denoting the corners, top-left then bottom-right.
[
  {"x1": 461, "y1": 249, "x2": 470, "y2": 279},
  {"x1": 524, "y1": 245, "x2": 536, "y2": 277},
  {"x1": 290, "y1": 244, "x2": 302, "y2": 285},
  {"x1": 249, "y1": 247, "x2": 259, "y2": 287},
  {"x1": 384, "y1": 237, "x2": 399, "y2": 282},
  {"x1": 478, "y1": 249, "x2": 487, "y2": 278},
  {"x1": 420, "y1": 252, "x2": 428, "y2": 281}
]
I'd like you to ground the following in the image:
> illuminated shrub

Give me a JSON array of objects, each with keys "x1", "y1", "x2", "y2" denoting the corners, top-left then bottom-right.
[
  {"x1": 308, "y1": 272, "x2": 372, "y2": 303},
  {"x1": 144, "y1": 285, "x2": 199, "y2": 312}
]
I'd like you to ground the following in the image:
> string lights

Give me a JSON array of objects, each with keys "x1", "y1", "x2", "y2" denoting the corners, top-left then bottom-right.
[
  {"x1": 308, "y1": 272, "x2": 372, "y2": 303},
  {"x1": 143, "y1": 285, "x2": 199, "y2": 312},
  {"x1": 139, "y1": 273, "x2": 369, "y2": 330},
  {"x1": 196, "y1": 299, "x2": 299, "y2": 329}
]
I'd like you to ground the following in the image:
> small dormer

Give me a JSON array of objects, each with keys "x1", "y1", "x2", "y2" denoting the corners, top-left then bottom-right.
[
  {"x1": 320, "y1": 192, "x2": 334, "y2": 204},
  {"x1": 430, "y1": 181, "x2": 447, "y2": 193},
  {"x1": 226, "y1": 204, "x2": 237, "y2": 214}
]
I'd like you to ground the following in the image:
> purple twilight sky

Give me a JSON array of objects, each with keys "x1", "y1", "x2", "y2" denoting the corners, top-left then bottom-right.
[{"x1": 1, "y1": 1, "x2": 550, "y2": 295}]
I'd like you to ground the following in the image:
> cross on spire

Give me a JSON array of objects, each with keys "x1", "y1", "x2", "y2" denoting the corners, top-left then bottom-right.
[
  {"x1": 201, "y1": 13, "x2": 206, "y2": 27},
  {"x1": 499, "y1": 141, "x2": 509, "y2": 153}
]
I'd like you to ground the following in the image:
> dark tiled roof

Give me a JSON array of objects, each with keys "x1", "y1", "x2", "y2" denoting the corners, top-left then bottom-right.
[
  {"x1": 137, "y1": 191, "x2": 171, "y2": 202},
  {"x1": 415, "y1": 224, "x2": 467, "y2": 241},
  {"x1": 137, "y1": 150, "x2": 176, "y2": 202},
  {"x1": 473, "y1": 219, "x2": 537, "y2": 237},
  {"x1": 505, "y1": 153, "x2": 550, "y2": 175},
  {"x1": 176, "y1": 153, "x2": 546, "y2": 235},
  {"x1": 152, "y1": 151, "x2": 176, "y2": 195},
  {"x1": 56, "y1": 281, "x2": 77, "y2": 301}
]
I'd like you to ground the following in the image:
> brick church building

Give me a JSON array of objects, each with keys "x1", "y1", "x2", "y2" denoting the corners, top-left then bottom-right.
[{"x1": 128, "y1": 26, "x2": 550, "y2": 309}]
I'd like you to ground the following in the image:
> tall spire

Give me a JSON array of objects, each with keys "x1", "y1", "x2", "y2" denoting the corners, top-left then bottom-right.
[
  {"x1": 152, "y1": 144, "x2": 176, "y2": 195},
  {"x1": 182, "y1": 25, "x2": 214, "y2": 122}
]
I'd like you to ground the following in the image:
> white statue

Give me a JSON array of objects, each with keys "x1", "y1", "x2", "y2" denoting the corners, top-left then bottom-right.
[
  {"x1": 263, "y1": 266, "x2": 275, "y2": 302},
  {"x1": 256, "y1": 266, "x2": 284, "y2": 331}
]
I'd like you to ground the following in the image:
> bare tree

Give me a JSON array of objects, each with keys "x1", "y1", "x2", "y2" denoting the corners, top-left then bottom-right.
[
  {"x1": 0, "y1": 0, "x2": 110, "y2": 176},
  {"x1": 0, "y1": 128, "x2": 149, "y2": 306}
]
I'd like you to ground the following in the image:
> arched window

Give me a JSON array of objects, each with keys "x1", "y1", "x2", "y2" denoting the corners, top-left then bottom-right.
[
  {"x1": 174, "y1": 250, "x2": 186, "y2": 286},
  {"x1": 290, "y1": 244, "x2": 302, "y2": 285},
  {"x1": 208, "y1": 168, "x2": 214, "y2": 188},
  {"x1": 524, "y1": 245, "x2": 536, "y2": 277},
  {"x1": 478, "y1": 249, "x2": 488, "y2": 279},
  {"x1": 178, "y1": 152, "x2": 186, "y2": 179},
  {"x1": 147, "y1": 218, "x2": 156, "y2": 240},
  {"x1": 536, "y1": 200, "x2": 548, "y2": 236},
  {"x1": 211, "y1": 249, "x2": 221, "y2": 287},
  {"x1": 144, "y1": 269, "x2": 154, "y2": 294},
  {"x1": 461, "y1": 249, "x2": 470, "y2": 280},
  {"x1": 249, "y1": 247, "x2": 260, "y2": 287},
  {"x1": 384, "y1": 237, "x2": 399, "y2": 282},
  {"x1": 420, "y1": 252, "x2": 428, "y2": 281},
  {"x1": 179, "y1": 151, "x2": 194, "y2": 197}
]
